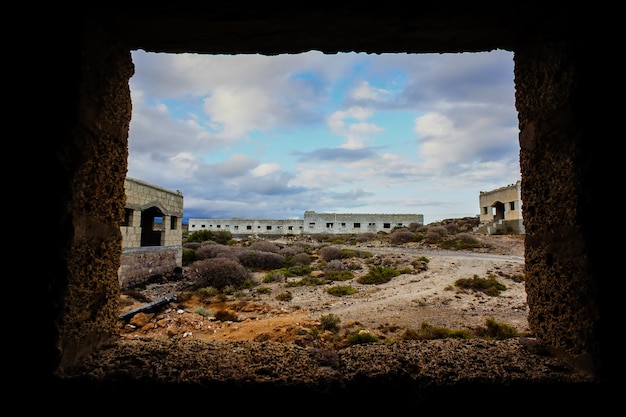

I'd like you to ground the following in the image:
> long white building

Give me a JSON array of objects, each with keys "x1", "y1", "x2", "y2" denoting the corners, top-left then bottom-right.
[{"x1": 188, "y1": 211, "x2": 424, "y2": 237}]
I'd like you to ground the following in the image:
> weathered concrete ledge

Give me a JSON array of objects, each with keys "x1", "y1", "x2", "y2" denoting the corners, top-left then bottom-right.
[{"x1": 51, "y1": 337, "x2": 606, "y2": 410}]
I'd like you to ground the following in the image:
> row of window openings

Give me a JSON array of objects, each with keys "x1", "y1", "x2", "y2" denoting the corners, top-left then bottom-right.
[
  {"x1": 482, "y1": 202, "x2": 516, "y2": 215},
  {"x1": 121, "y1": 209, "x2": 178, "y2": 230},
  {"x1": 194, "y1": 222, "x2": 401, "y2": 230}
]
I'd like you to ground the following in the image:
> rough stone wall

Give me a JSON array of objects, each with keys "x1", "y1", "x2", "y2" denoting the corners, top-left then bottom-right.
[
  {"x1": 57, "y1": 25, "x2": 134, "y2": 370},
  {"x1": 516, "y1": 41, "x2": 600, "y2": 374},
  {"x1": 44, "y1": 4, "x2": 613, "y2": 391},
  {"x1": 118, "y1": 247, "x2": 181, "y2": 289}
]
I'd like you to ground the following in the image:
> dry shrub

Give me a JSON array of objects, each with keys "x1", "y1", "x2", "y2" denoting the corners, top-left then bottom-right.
[
  {"x1": 291, "y1": 252, "x2": 313, "y2": 265},
  {"x1": 319, "y1": 246, "x2": 343, "y2": 261},
  {"x1": 323, "y1": 259, "x2": 345, "y2": 272},
  {"x1": 198, "y1": 243, "x2": 244, "y2": 260},
  {"x1": 249, "y1": 240, "x2": 281, "y2": 253},
  {"x1": 238, "y1": 250, "x2": 285, "y2": 270},
  {"x1": 455, "y1": 232, "x2": 479, "y2": 244},
  {"x1": 353, "y1": 232, "x2": 376, "y2": 243},
  {"x1": 390, "y1": 230, "x2": 416, "y2": 244},
  {"x1": 424, "y1": 226, "x2": 448, "y2": 243},
  {"x1": 189, "y1": 257, "x2": 250, "y2": 289}
]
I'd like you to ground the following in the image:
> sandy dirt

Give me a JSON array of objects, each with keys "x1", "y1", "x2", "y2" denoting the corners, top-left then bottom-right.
[{"x1": 119, "y1": 234, "x2": 527, "y2": 348}]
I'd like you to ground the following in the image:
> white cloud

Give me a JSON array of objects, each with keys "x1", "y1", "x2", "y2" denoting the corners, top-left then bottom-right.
[{"x1": 128, "y1": 50, "x2": 519, "y2": 224}]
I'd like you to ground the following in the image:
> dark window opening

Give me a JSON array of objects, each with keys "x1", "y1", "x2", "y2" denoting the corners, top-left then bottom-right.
[
  {"x1": 140, "y1": 206, "x2": 165, "y2": 247},
  {"x1": 354, "y1": 223, "x2": 361, "y2": 228},
  {"x1": 383, "y1": 223, "x2": 391, "y2": 229},
  {"x1": 122, "y1": 208, "x2": 133, "y2": 227}
]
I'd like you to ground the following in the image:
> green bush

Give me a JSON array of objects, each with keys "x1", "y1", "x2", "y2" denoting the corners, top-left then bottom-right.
[
  {"x1": 256, "y1": 287, "x2": 272, "y2": 294},
  {"x1": 182, "y1": 248, "x2": 197, "y2": 266},
  {"x1": 439, "y1": 232, "x2": 481, "y2": 250},
  {"x1": 275, "y1": 291, "x2": 293, "y2": 301},
  {"x1": 285, "y1": 276, "x2": 326, "y2": 287},
  {"x1": 185, "y1": 229, "x2": 233, "y2": 245},
  {"x1": 455, "y1": 274, "x2": 507, "y2": 296},
  {"x1": 402, "y1": 322, "x2": 471, "y2": 340},
  {"x1": 193, "y1": 306, "x2": 213, "y2": 318},
  {"x1": 196, "y1": 286, "x2": 218, "y2": 299},
  {"x1": 320, "y1": 314, "x2": 341, "y2": 332},
  {"x1": 357, "y1": 265, "x2": 400, "y2": 285},
  {"x1": 347, "y1": 330, "x2": 379, "y2": 345},
  {"x1": 324, "y1": 270, "x2": 354, "y2": 281},
  {"x1": 326, "y1": 285, "x2": 357, "y2": 297},
  {"x1": 474, "y1": 317, "x2": 519, "y2": 339},
  {"x1": 263, "y1": 271, "x2": 285, "y2": 283}
]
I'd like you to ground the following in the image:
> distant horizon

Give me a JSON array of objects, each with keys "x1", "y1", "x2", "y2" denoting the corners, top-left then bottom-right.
[
  {"x1": 179, "y1": 212, "x2": 480, "y2": 226},
  {"x1": 128, "y1": 50, "x2": 519, "y2": 227}
]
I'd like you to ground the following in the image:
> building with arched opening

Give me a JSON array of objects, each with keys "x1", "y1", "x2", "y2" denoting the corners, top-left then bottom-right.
[
  {"x1": 119, "y1": 177, "x2": 184, "y2": 288},
  {"x1": 477, "y1": 180, "x2": 524, "y2": 234}
]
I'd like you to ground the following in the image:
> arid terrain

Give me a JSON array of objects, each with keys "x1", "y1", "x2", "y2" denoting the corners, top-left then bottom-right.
[{"x1": 119, "y1": 233, "x2": 527, "y2": 349}]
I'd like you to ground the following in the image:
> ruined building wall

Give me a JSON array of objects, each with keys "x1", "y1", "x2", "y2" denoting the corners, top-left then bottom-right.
[
  {"x1": 478, "y1": 180, "x2": 524, "y2": 234},
  {"x1": 189, "y1": 211, "x2": 423, "y2": 237},
  {"x1": 44, "y1": 5, "x2": 613, "y2": 393},
  {"x1": 516, "y1": 42, "x2": 601, "y2": 375},
  {"x1": 119, "y1": 177, "x2": 184, "y2": 289}
]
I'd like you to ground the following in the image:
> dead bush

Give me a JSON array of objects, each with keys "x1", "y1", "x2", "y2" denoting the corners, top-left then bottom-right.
[
  {"x1": 390, "y1": 230, "x2": 416, "y2": 244},
  {"x1": 189, "y1": 257, "x2": 250, "y2": 290},
  {"x1": 319, "y1": 246, "x2": 343, "y2": 261},
  {"x1": 249, "y1": 240, "x2": 281, "y2": 253},
  {"x1": 238, "y1": 250, "x2": 285, "y2": 270}
]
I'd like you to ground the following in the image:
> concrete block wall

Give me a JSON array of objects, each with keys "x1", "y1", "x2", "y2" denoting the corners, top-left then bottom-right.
[
  {"x1": 121, "y1": 177, "x2": 184, "y2": 248},
  {"x1": 479, "y1": 181, "x2": 523, "y2": 224},
  {"x1": 119, "y1": 177, "x2": 184, "y2": 287}
]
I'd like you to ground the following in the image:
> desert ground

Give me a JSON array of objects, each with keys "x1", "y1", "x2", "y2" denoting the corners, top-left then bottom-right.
[{"x1": 119, "y1": 234, "x2": 527, "y2": 348}]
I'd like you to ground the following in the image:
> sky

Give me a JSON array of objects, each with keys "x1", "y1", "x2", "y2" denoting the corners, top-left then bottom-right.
[{"x1": 128, "y1": 49, "x2": 520, "y2": 226}]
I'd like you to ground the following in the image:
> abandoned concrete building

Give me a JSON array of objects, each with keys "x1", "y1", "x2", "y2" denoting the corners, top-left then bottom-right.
[
  {"x1": 118, "y1": 177, "x2": 184, "y2": 288},
  {"x1": 476, "y1": 180, "x2": 524, "y2": 234},
  {"x1": 189, "y1": 211, "x2": 424, "y2": 237},
  {"x1": 44, "y1": 3, "x2": 613, "y2": 410}
]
